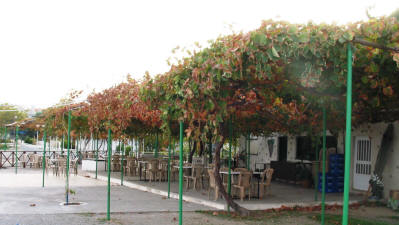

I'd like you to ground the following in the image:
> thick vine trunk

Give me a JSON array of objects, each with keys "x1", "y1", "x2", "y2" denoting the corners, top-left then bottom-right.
[
  {"x1": 188, "y1": 140, "x2": 196, "y2": 163},
  {"x1": 213, "y1": 136, "x2": 249, "y2": 216},
  {"x1": 198, "y1": 141, "x2": 204, "y2": 156}
]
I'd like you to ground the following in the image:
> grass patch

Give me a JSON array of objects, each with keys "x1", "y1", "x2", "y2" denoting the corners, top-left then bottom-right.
[
  {"x1": 197, "y1": 210, "x2": 302, "y2": 222},
  {"x1": 310, "y1": 214, "x2": 392, "y2": 225},
  {"x1": 96, "y1": 217, "x2": 122, "y2": 224},
  {"x1": 79, "y1": 212, "x2": 95, "y2": 217}
]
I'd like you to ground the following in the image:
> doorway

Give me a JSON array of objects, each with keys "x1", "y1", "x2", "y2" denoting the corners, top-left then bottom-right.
[
  {"x1": 353, "y1": 136, "x2": 372, "y2": 191},
  {"x1": 278, "y1": 136, "x2": 287, "y2": 161}
]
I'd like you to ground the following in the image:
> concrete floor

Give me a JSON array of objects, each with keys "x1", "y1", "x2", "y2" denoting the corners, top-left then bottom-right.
[
  {"x1": 0, "y1": 167, "x2": 210, "y2": 215},
  {"x1": 90, "y1": 169, "x2": 363, "y2": 210}
]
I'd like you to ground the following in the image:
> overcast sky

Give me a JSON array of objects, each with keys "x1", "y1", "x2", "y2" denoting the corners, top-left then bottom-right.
[{"x1": 0, "y1": 0, "x2": 397, "y2": 109}]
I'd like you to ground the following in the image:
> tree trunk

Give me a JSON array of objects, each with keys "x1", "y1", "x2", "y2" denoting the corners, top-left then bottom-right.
[
  {"x1": 213, "y1": 136, "x2": 249, "y2": 216},
  {"x1": 199, "y1": 141, "x2": 204, "y2": 156},
  {"x1": 188, "y1": 140, "x2": 196, "y2": 163}
]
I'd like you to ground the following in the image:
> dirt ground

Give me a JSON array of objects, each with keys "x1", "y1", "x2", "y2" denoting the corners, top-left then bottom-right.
[{"x1": 1, "y1": 205, "x2": 398, "y2": 225}]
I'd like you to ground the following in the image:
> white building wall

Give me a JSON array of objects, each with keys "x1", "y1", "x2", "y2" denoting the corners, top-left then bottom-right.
[{"x1": 337, "y1": 121, "x2": 399, "y2": 198}]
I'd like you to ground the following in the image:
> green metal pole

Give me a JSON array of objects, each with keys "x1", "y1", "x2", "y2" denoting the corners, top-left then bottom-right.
[
  {"x1": 42, "y1": 131, "x2": 47, "y2": 187},
  {"x1": 178, "y1": 121, "x2": 183, "y2": 225},
  {"x1": 321, "y1": 107, "x2": 327, "y2": 225},
  {"x1": 15, "y1": 126, "x2": 18, "y2": 174},
  {"x1": 3, "y1": 127, "x2": 7, "y2": 150},
  {"x1": 246, "y1": 133, "x2": 250, "y2": 170},
  {"x1": 95, "y1": 137, "x2": 99, "y2": 179},
  {"x1": 208, "y1": 139, "x2": 212, "y2": 164},
  {"x1": 61, "y1": 135, "x2": 64, "y2": 155},
  {"x1": 342, "y1": 43, "x2": 353, "y2": 225},
  {"x1": 227, "y1": 119, "x2": 232, "y2": 212},
  {"x1": 154, "y1": 132, "x2": 159, "y2": 158},
  {"x1": 172, "y1": 139, "x2": 175, "y2": 159},
  {"x1": 167, "y1": 135, "x2": 171, "y2": 198},
  {"x1": 66, "y1": 110, "x2": 71, "y2": 204},
  {"x1": 121, "y1": 139, "x2": 124, "y2": 186},
  {"x1": 314, "y1": 135, "x2": 320, "y2": 201},
  {"x1": 107, "y1": 128, "x2": 111, "y2": 221}
]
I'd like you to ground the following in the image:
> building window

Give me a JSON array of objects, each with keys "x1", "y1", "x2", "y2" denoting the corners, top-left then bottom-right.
[{"x1": 296, "y1": 136, "x2": 337, "y2": 160}]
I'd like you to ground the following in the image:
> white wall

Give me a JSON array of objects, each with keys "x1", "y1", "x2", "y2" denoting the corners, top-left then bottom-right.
[{"x1": 337, "y1": 121, "x2": 399, "y2": 198}]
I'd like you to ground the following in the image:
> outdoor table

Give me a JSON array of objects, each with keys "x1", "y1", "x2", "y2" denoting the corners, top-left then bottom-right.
[
  {"x1": 82, "y1": 159, "x2": 105, "y2": 171},
  {"x1": 219, "y1": 171, "x2": 240, "y2": 190},
  {"x1": 253, "y1": 171, "x2": 262, "y2": 199},
  {"x1": 173, "y1": 166, "x2": 192, "y2": 169}
]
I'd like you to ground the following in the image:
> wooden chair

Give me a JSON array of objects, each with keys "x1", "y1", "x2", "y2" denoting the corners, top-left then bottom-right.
[
  {"x1": 71, "y1": 159, "x2": 78, "y2": 176},
  {"x1": 259, "y1": 168, "x2": 274, "y2": 199},
  {"x1": 207, "y1": 169, "x2": 221, "y2": 200},
  {"x1": 125, "y1": 157, "x2": 137, "y2": 176},
  {"x1": 29, "y1": 154, "x2": 40, "y2": 168},
  {"x1": 234, "y1": 168, "x2": 248, "y2": 185},
  {"x1": 184, "y1": 165, "x2": 203, "y2": 190},
  {"x1": 232, "y1": 171, "x2": 253, "y2": 201},
  {"x1": 56, "y1": 158, "x2": 67, "y2": 177},
  {"x1": 157, "y1": 161, "x2": 168, "y2": 182},
  {"x1": 111, "y1": 155, "x2": 121, "y2": 172},
  {"x1": 171, "y1": 161, "x2": 179, "y2": 181},
  {"x1": 147, "y1": 159, "x2": 159, "y2": 182}
]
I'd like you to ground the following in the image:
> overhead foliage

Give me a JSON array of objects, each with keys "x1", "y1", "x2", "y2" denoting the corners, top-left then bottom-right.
[
  {"x1": 86, "y1": 77, "x2": 161, "y2": 139},
  {"x1": 143, "y1": 17, "x2": 399, "y2": 142}
]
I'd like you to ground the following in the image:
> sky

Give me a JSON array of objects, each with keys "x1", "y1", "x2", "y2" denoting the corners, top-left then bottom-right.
[{"x1": 0, "y1": 0, "x2": 397, "y2": 109}]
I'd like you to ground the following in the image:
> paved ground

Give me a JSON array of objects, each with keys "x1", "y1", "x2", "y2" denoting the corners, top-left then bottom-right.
[
  {"x1": 0, "y1": 211, "x2": 324, "y2": 225},
  {"x1": 91, "y1": 169, "x2": 363, "y2": 210},
  {"x1": 0, "y1": 168, "x2": 210, "y2": 216}
]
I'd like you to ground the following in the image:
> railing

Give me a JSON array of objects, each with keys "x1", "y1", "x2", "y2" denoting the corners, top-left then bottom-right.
[{"x1": 0, "y1": 150, "x2": 79, "y2": 168}]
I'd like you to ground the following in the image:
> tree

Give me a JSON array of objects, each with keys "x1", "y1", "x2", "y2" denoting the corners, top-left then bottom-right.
[
  {"x1": 0, "y1": 103, "x2": 28, "y2": 127},
  {"x1": 143, "y1": 17, "x2": 399, "y2": 215}
]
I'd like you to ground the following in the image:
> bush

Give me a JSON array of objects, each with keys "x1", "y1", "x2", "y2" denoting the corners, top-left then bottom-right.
[
  {"x1": 125, "y1": 146, "x2": 132, "y2": 156},
  {"x1": 24, "y1": 137, "x2": 34, "y2": 144}
]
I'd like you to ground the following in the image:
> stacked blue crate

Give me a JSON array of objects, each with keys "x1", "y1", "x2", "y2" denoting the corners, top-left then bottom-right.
[{"x1": 318, "y1": 154, "x2": 344, "y2": 193}]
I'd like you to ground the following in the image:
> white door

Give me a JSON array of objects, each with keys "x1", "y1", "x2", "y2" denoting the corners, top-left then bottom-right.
[{"x1": 353, "y1": 137, "x2": 372, "y2": 191}]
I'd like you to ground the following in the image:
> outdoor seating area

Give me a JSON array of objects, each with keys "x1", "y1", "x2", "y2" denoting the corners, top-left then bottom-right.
[
  {"x1": 15, "y1": 152, "x2": 79, "y2": 176},
  {"x1": 92, "y1": 155, "x2": 283, "y2": 203}
]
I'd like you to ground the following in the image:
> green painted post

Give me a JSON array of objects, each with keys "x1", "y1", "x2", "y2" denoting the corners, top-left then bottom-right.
[
  {"x1": 42, "y1": 131, "x2": 47, "y2": 187},
  {"x1": 107, "y1": 128, "x2": 111, "y2": 221},
  {"x1": 314, "y1": 135, "x2": 320, "y2": 201},
  {"x1": 178, "y1": 121, "x2": 183, "y2": 225},
  {"x1": 342, "y1": 43, "x2": 353, "y2": 225},
  {"x1": 321, "y1": 107, "x2": 327, "y2": 225},
  {"x1": 3, "y1": 127, "x2": 7, "y2": 150},
  {"x1": 15, "y1": 126, "x2": 18, "y2": 174},
  {"x1": 227, "y1": 119, "x2": 232, "y2": 212},
  {"x1": 66, "y1": 110, "x2": 71, "y2": 204},
  {"x1": 95, "y1": 137, "x2": 99, "y2": 179},
  {"x1": 154, "y1": 132, "x2": 159, "y2": 158},
  {"x1": 167, "y1": 135, "x2": 171, "y2": 198},
  {"x1": 246, "y1": 134, "x2": 250, "y2": 170},
  {"x1": 121, "y1": 139, "x2": 124, "y2": 186},
  {"x1": 208, "y1": 139, "x2": 212, "y2": 164},
  {"x1": 172, "y1": 139, "x2": 175, "y2": 159},
  {"x1": 61, "y1": 135, "x2": 64, "y2": 155}
]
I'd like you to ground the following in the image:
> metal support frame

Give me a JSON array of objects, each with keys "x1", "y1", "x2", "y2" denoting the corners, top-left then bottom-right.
[
  {"x1": 154, "y1": 132, "x2": 159, "y2": 158},
  {"x1": 227, "y1": 119, "x2": 232, "y2": 212},
  {"x1": 107, "y1": 128, "x2": 111, "y2": 221},
  {"x1": 342, "y1": 43, "x2": 353, "y2": 225},
  {"x1": 66, "y1": 110, "x2": 71, "y2": 204},
  {"x1": 178, "y1": 121, "x2": 183, "y2": 225},
  {"x1": 121, "y1": 139, "x2": 124, "y2": 186},
  {"x1": 15, "y1": 126, "x2": 18, "y2": 174},
  {"x1": 321, "y1": 107, "x2": 327, "y2": 225},
  {"x1": 42, "y1": 131, "x2": 47, "y2": 187},
  {"x1": 167, "y1": 135, "x2": 171, "y2": 198}
]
